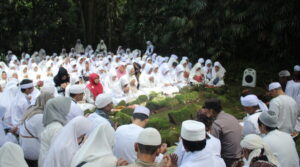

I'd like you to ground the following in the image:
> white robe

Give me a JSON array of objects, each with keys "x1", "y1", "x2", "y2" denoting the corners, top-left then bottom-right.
[
  {"x1": 285, "y1": 81, "x2": 300, "y2": 100},
  {"x1": 180, "y1": 146, "x2": 225, "y2": 167},
  {"x1": 0, "y1": 142, "x2": 28, "y2": 167},
  {"x1": 0, "y1": 106, "x2": 18, "y2": 146},
  {"x1": 38, "y1": 122, "x2": 63, "y2": 167},
  {"x1": 242, "y1": 111, "x2": 261, "y2": 137},
  {"x1": 43, "y1": 116, "x2": 92, "y2": 167},
  {"x1": 175, "y1": 135, "x2": 224, "y2": 166},
  {"x1": 113, "y1": 123, "x2": 144, "y2": 164},
  {"x1": 263, "y1": 130, "x2": 299, "y2": 167},
  {"x1": 66, "y1": 101, "x2": 84, "y2": 121},
  {"x1": 11, "y1": 92, "x2": 31, "y2": 127},
  {"x1": 269, "y1": 95, "x2": 298, "y2": 133},
  {"x1": 19, "y1": 113, "x2": 44, "y2": 160},
  {"x1": 70, "y1": 123, "x2": 117, "y2": 167}
]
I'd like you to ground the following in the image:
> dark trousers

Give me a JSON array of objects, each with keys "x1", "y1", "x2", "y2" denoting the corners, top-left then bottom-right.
[
  {"x1": 25, "y1": 159, "x2": 38, "y2": 167},
  {"x1": 223, "y1": 157, "x2": 239, "y2": 167}
]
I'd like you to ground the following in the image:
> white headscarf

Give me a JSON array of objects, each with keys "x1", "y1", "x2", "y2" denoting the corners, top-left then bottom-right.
[
  {"x1": 212, "y1": 61, "x2": 226, "y2": 78},
  {"x1": 0, "y1": 142, "x2": 28, "y2": 167},
  {"x1": 43, "y1": 116, "x2": 92, "y2": 167},
  {"x1": 240, "y1": 134, "x2": 279, "y2": 166},
  {"x1": 70, "y1": 123, "x2": 116, "y2": 167}
]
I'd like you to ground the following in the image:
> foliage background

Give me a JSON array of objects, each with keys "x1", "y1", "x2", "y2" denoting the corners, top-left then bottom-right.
[{"x1": 0, "y1": 0, "x2": 299, "y2": 85}]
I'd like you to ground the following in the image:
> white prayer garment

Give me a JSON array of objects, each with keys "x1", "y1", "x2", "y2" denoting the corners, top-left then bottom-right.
[
  {"x1": 285, "y1": 81, "x2": 300, "y2": 100},
  {"x1": 263, "y1": 130, "x2": 299, "y2": 167},
  {"x1": 113, "y1": 123, "x2": 144, "y2": 163},
  {"x1": 0, "y1": 79, "x2": 19, "y2": 128},
  {"x1": 240, "y1": 94, "x2": 266, "y2": 136},
  {"x1": 38, "y1": 96, "x2": 71, "y2": 166},
  {"x1": 203, "y1": 59, "x2": 213, "y2": 81},
  {"x1": 158, "y1": 64, "x2": 179, "y2": 95},
  {"x1": 43, "y1": 116, "x2": 92, "y2": 167},
  {"x1": 66, "y1": 100, "x2": 84, "y2": 122},
  {"x1": 207, "y1": 61, "x2": 226, "y2": 87},
  {"x1": 11, "y1": 89, "x2": 35, "y2": 127},
  {"x1": 70, "y1": 122, "x2": 117, "y2": 167},
  {"x1": 19, "y1": 92, "x2": 53, "y2": 160},
  {"x1": 0, "y1": 142, "x2": 28, "y2": 167},
  {"x1": 269, "y1": 95, "x2": 298, "y2": 133},
  {"x1": 0, "y1": 105, "x2": 18, "y2": 147},
  {"x1": 175, "y1": 134, "x2": 224, "y2": 166},
  {"x1": 175, "y1": 64, "x2": 188, "y2": 88},
  {"x1": 189, "y1": 63, "x2": 205, "y2": 85}
]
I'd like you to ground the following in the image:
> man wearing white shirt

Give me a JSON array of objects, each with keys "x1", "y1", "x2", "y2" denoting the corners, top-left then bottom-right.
[
  {"x1": 66, "y1": 84, "x2": 84, "y2": 121},
  {"x1": 258, "y1": 110, "x2": 299, "y2": 167},
  {"x1": 268, "y1": 82, "x2": 298, "y2": 133},
  {"x1": 113, "y1": 106, "x2": 150, "y2": 164},
  {"x1": 285, "y1": 66, "x2": 300, "y2": 100},
  {"x1": 240, "y1": 94, "x2": 265, "y2": 137},
  {"x1": 177, "y1": 120, "x2": 224, "y2": 167},
  {"x1": 11, "y1": 79, "x2": 39, "y2": 127}
]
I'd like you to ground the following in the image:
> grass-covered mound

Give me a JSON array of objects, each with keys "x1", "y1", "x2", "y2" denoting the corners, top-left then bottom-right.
[{"x1": 111, "y1": 84, "x2": 269, "y2": 146}]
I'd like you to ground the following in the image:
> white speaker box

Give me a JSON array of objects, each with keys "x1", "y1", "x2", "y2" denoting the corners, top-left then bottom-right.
[{"x1": 242, "y1": 68, "x2": 256, "y2": 87}]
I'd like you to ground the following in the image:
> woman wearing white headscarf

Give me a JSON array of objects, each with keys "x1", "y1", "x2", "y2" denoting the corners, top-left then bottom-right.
[
  {"x1": 203, "y1": 59, "x2": 213, "y2": 81},
  {"x1": 70, "y1": 122, "x2": 125, "y2": 167},
  {"x1": 168, "y1": 54, "x2": 178, "y2": 68},
  {"x1": 19, "y1": 65, "x2": 30, "y2": 80},
  {"x1": 29, "y1": 63, "x2": 43, "y2": 83},
  {"x1": 38, "y1": 96, "x2": 71, "y2": 166},
  {"x1": 120, "y1": 65, "x2": 139, "y2": 94},
  {"x1": 158, "y1": 64, "x2": 179, "y2": 95},
  {"x1": 233, "y1": 134, "x2": 279, "y2": 167},
  {"x1": 43, "y1": 116, "x2": 92, "y2": 167},
  {"x1": 0, "y1": 78, "x2": 19, "y2": 129},
  {"x1": 139, "y1": 64, "x2": 161, "y2": 94},
  {"x1": 189, "y1": 63, "x2": 205, "y2": 85},
  {"x1": 207, "y1": 61, "x2": 226, "y2": 87},
  {"x1": 104, "y1": 69, "x2": 122, "y2": 96},
  {"x1": 175, "y1": 64, "x2": 189, "y2": 89},
  {"x1": 0, "y1": 105, "x2": 18, "y2": 147},
  {"x1": 0, "y1": 142, "x2": 28, "y2": 167},
  {"x1": 19, "y1": 92, "x2": 54, "y2": 162}
]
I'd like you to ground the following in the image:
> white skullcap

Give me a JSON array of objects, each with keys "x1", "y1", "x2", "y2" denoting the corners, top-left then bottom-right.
[
  {"x1": 95, "y1": 93, "x2": 112, "y2": 109},
  {"x1": 268, "y1": 82, "x2": 281, "y2": 91},
  {"x1": 294, "y1": 65, "x2": 300, "y2": 72},
  {"x1": 79, "y1": 103, "x2": 95, "y2": 112},
  {"x1": 69, "y1": 84, "x2": 85, "y2": 94},
  {"x1": 258, "y1": 110, "x2": 278, "y2": 128},
  {"x1": 133, "y1": 106, "x2": 150, "y2": 116},
  {"x1": 240, "y1": 94, "x2": 259, "y2": 107},
  {"x1": 278, "y1": 70, "x2": 291, "y2": 77},
  {"x1": 137, "y1": 128, "x2": 161, "y2": 146},
  {"x1": 181, "y1": 120, "x2": 206, "y2": 141}
]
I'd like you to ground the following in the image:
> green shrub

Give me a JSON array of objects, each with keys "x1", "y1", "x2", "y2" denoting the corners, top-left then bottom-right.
[
  {"x1": 120, "y1": 108, "x2": 134, "y2": 116},
  {"x1": 168, "y1": 104, "x2": 199, "y2": 125},
  {"x1": 160, "y1": 128, "x2": 180, "y2": 146},
  {"x1": 113, "y1": 111, "x2": 132, "y2": 125},
  {"x1": 164, "y1": 97, "x2": 180, "y2": 107},
  {"x1": 117, "y1": 100, "x2": 127, "y2": 107},
  {"x1": 147, "y1": 117, "x2": 170, "y2": 130},
  {"x1": 146, "y1": 95, "x2": 167, "y2": 110},
  {"x1": 149, "y1": 92, "x2": 160, "y2": 100}
]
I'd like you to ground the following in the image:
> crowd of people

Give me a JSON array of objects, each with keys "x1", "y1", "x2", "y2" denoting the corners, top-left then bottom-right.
[{"x1": 0, "y1": 39, "x2": 299, "y2": 167}]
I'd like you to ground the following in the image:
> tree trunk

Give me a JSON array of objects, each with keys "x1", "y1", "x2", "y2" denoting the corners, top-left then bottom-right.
[{"x1": 78, "y1": 0, "x2": 97, "y2": 45}]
